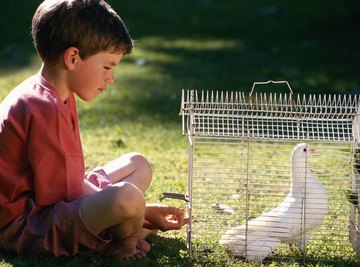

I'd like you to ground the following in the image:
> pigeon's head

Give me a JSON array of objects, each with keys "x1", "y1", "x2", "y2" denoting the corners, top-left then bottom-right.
[{"x1": 291, "y1": 143, "x2": 315, "y2": 161}]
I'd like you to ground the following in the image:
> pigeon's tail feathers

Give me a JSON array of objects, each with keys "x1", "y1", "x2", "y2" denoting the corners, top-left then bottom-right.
[
  {"x1": 244, "y1": 238, "x2": 279, "y2": 261},
  {"x1": 219, "y1": 225, "x2": 246, "y2": 243}
]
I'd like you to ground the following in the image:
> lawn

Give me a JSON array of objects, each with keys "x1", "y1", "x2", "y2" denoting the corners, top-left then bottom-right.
[{"x1": 1, "y1": 0, "x2": 360, "y2": 266}]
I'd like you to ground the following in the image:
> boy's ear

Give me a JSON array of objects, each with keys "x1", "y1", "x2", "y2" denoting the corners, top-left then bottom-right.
[{"x1": 63, "y1": 47, "x2": 80, "y2": 70}]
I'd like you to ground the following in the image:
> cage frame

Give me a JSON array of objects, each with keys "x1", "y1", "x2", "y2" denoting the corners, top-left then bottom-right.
[{"x1": 180, "y1": 81, "x2": 360, "y2": 263}]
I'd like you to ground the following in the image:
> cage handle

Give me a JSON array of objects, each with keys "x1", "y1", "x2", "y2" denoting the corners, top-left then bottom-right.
[{"x1": 250, "y1": 80, "x2": 294, "y2": 97}]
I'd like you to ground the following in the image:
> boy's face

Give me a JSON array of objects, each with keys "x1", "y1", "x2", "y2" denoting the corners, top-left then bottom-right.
[{"x1": 69, "y1": 51, "x2": 123, "y2": 102}]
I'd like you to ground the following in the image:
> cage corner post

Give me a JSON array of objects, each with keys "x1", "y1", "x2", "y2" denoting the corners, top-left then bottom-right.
[
  {"x1": 184, "y1": 89, "x2": 195, "y2": 258},
  {"x1": 350, "y1": 99, "x2": 360, "y2": 258}
]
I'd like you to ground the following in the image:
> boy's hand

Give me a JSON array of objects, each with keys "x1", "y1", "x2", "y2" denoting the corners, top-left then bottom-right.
[{"x1": 143, "y1": 204, "x2": 189, "y2": 232}]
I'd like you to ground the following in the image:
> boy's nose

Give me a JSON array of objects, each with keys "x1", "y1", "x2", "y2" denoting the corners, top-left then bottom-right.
[{"x1": 106, "y1": 73, "x2": 115, "y2": 84}]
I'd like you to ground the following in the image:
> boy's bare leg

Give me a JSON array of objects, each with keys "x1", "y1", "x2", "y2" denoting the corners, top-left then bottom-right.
[
  {"x1": 81, "y1": 181, "x2": 150, "y2": 259},
  {"x1": 102, "y1": 152, "x2": 152, "y2": 193},
  {"x1": 81, "y1": 153, "x2": 154, "y2": 259}
]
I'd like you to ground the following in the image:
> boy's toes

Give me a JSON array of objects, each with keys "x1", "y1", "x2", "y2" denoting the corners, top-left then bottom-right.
[{"x1": 137, "y1": 238, "x2": 151, "y2": 253}]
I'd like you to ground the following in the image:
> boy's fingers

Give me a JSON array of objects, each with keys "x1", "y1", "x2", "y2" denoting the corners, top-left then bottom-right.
[
  {"x1": 163, "y1": 206, "x2": 182, "y2": 215},
  {"x1": 168, "y1": 209, "x2": 189, "y2": 229}
]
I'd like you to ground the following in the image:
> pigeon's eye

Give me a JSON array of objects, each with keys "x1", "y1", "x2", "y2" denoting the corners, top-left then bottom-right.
[{"x1": 303, "y1": 148, "x2": 307, "y2": 152}]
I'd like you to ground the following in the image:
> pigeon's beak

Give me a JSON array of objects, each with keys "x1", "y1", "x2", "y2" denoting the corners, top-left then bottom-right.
[{"x1": 309, "y1": 148, "x2": 316, "y2": 154}]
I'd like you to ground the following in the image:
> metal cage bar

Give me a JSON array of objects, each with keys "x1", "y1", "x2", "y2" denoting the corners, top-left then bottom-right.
[
  {"x1": 180, "y1": 90, "x2": 360, "y2": 142},
  {"x1": 180, "y1": 87, "x2": 360, "y2": 264}
]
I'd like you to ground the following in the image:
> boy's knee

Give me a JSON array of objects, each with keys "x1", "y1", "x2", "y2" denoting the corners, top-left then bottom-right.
[
  {"x1": 111, "y1": 182, "x2": 145, "y2": 219},
  {"x1": 128, "y1": 152, "x2": 152, "y2": 182}
]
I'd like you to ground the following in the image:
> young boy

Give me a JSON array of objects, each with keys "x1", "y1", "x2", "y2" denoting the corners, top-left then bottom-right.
[{"x1": 0, "y1": 0, "x2": 187, "y2": 260}]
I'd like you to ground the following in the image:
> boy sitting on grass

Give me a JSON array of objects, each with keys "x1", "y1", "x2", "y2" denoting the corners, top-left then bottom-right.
[{"x1": 0, "y1": 0, "x2": 188, "y2": 260}]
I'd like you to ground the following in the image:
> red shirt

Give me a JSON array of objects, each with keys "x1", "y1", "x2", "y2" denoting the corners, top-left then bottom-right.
[{"x1": 0, "y1": 74, "x2": 85, "y2": 229}]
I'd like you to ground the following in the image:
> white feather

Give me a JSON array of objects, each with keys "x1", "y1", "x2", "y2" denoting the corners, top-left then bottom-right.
[{"x1": 220, "y1": 143, "x2": 328, "y2": 261}]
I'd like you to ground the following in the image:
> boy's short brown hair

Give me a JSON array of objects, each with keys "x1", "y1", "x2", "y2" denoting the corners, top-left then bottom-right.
[{"x1": 32, "y1": 0, "x2": 133, "y2": 64}]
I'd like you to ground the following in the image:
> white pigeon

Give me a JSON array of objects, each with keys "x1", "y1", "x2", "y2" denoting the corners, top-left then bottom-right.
[{"x1": 219, "y1": 143, "x2": 328, "y2": 261}]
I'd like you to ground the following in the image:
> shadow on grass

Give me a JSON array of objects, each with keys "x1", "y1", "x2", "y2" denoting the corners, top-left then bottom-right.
[
  {"x1": 81, "y1": 0, "x2": 360, "y2": 127},
  {"x1": 121, "y1": 0, "x2": 360, "y2": 92},
  {"x1": 1, "y1": 0, "x2": 359, "y2": 86},
  {"x1": 0, "y1": 235, "x2": 189, "y2": 267},
  {"x1": 1, "y1": 0, "x2": 360, "y2": 126},
  {"x1": 0, "y1": 1, "x2": 41, "y2": 73}
]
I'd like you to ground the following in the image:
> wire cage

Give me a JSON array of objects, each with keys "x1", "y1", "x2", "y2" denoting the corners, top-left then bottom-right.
[{"x1": 179, "y1": 81, "x2": 360, "y2": 265}]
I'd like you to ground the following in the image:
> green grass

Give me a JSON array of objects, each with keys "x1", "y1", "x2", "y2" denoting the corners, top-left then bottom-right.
[{"x1": 1, "y1": 0, "x2": 360, "y2": 266}]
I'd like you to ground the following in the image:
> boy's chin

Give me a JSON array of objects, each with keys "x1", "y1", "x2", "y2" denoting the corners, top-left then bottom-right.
[{"x1": 77, "y1": 94, "x2": 98, "y2": 102}]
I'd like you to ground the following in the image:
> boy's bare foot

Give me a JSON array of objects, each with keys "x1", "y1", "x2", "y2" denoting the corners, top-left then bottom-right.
[
  {"x1": 100, "y1": 228, "x2": 156, "y2": 260},
  {"x1": 107, "y1": 236, "x2": 151, "y2": 260}
]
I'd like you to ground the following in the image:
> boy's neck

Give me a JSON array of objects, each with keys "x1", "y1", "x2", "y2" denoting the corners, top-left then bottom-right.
[{"x1": 40, "y1": 63, "x2": 71, "y2": 103}]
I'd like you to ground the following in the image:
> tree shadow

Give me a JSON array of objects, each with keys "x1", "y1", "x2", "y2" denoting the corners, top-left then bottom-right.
[
  {"x1": 0, "y1": 235, "x2": 189, "y2": 267},
  {"x1": 0, "y1": 1, "x2": 41, "y2": 72},
  {"x1": 115, "y1": 0, "x2": 360, "y2": 92},
  {"x1": 1, "y1": 0, "x2": 360, "y2": 126},
  {"x1": 101, "y1": 0, "x2": 360, "y2": 125}
]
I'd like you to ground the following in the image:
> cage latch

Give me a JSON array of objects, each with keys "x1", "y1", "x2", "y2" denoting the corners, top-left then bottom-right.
[{"x1": 161, "y1": 192, "x2": 189, "y2": 202}]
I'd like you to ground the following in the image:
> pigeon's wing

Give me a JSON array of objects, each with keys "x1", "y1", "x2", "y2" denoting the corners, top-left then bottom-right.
[{"x1": 245, "y1": 195, "x2": 295, "y2": 232}]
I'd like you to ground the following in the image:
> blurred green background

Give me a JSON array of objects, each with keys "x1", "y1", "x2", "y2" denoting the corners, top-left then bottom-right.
[
  {"x1": 1, "y1": 0, "x2": 359, "y2": 94},
  {"x1": 1, "y1": 0, "x2": 359, "y2": 132}
]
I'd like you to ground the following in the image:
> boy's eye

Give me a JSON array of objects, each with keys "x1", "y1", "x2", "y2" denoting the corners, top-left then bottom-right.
[{"x1": 104, "y1": 66, "x2": 111, "y2": 70}]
